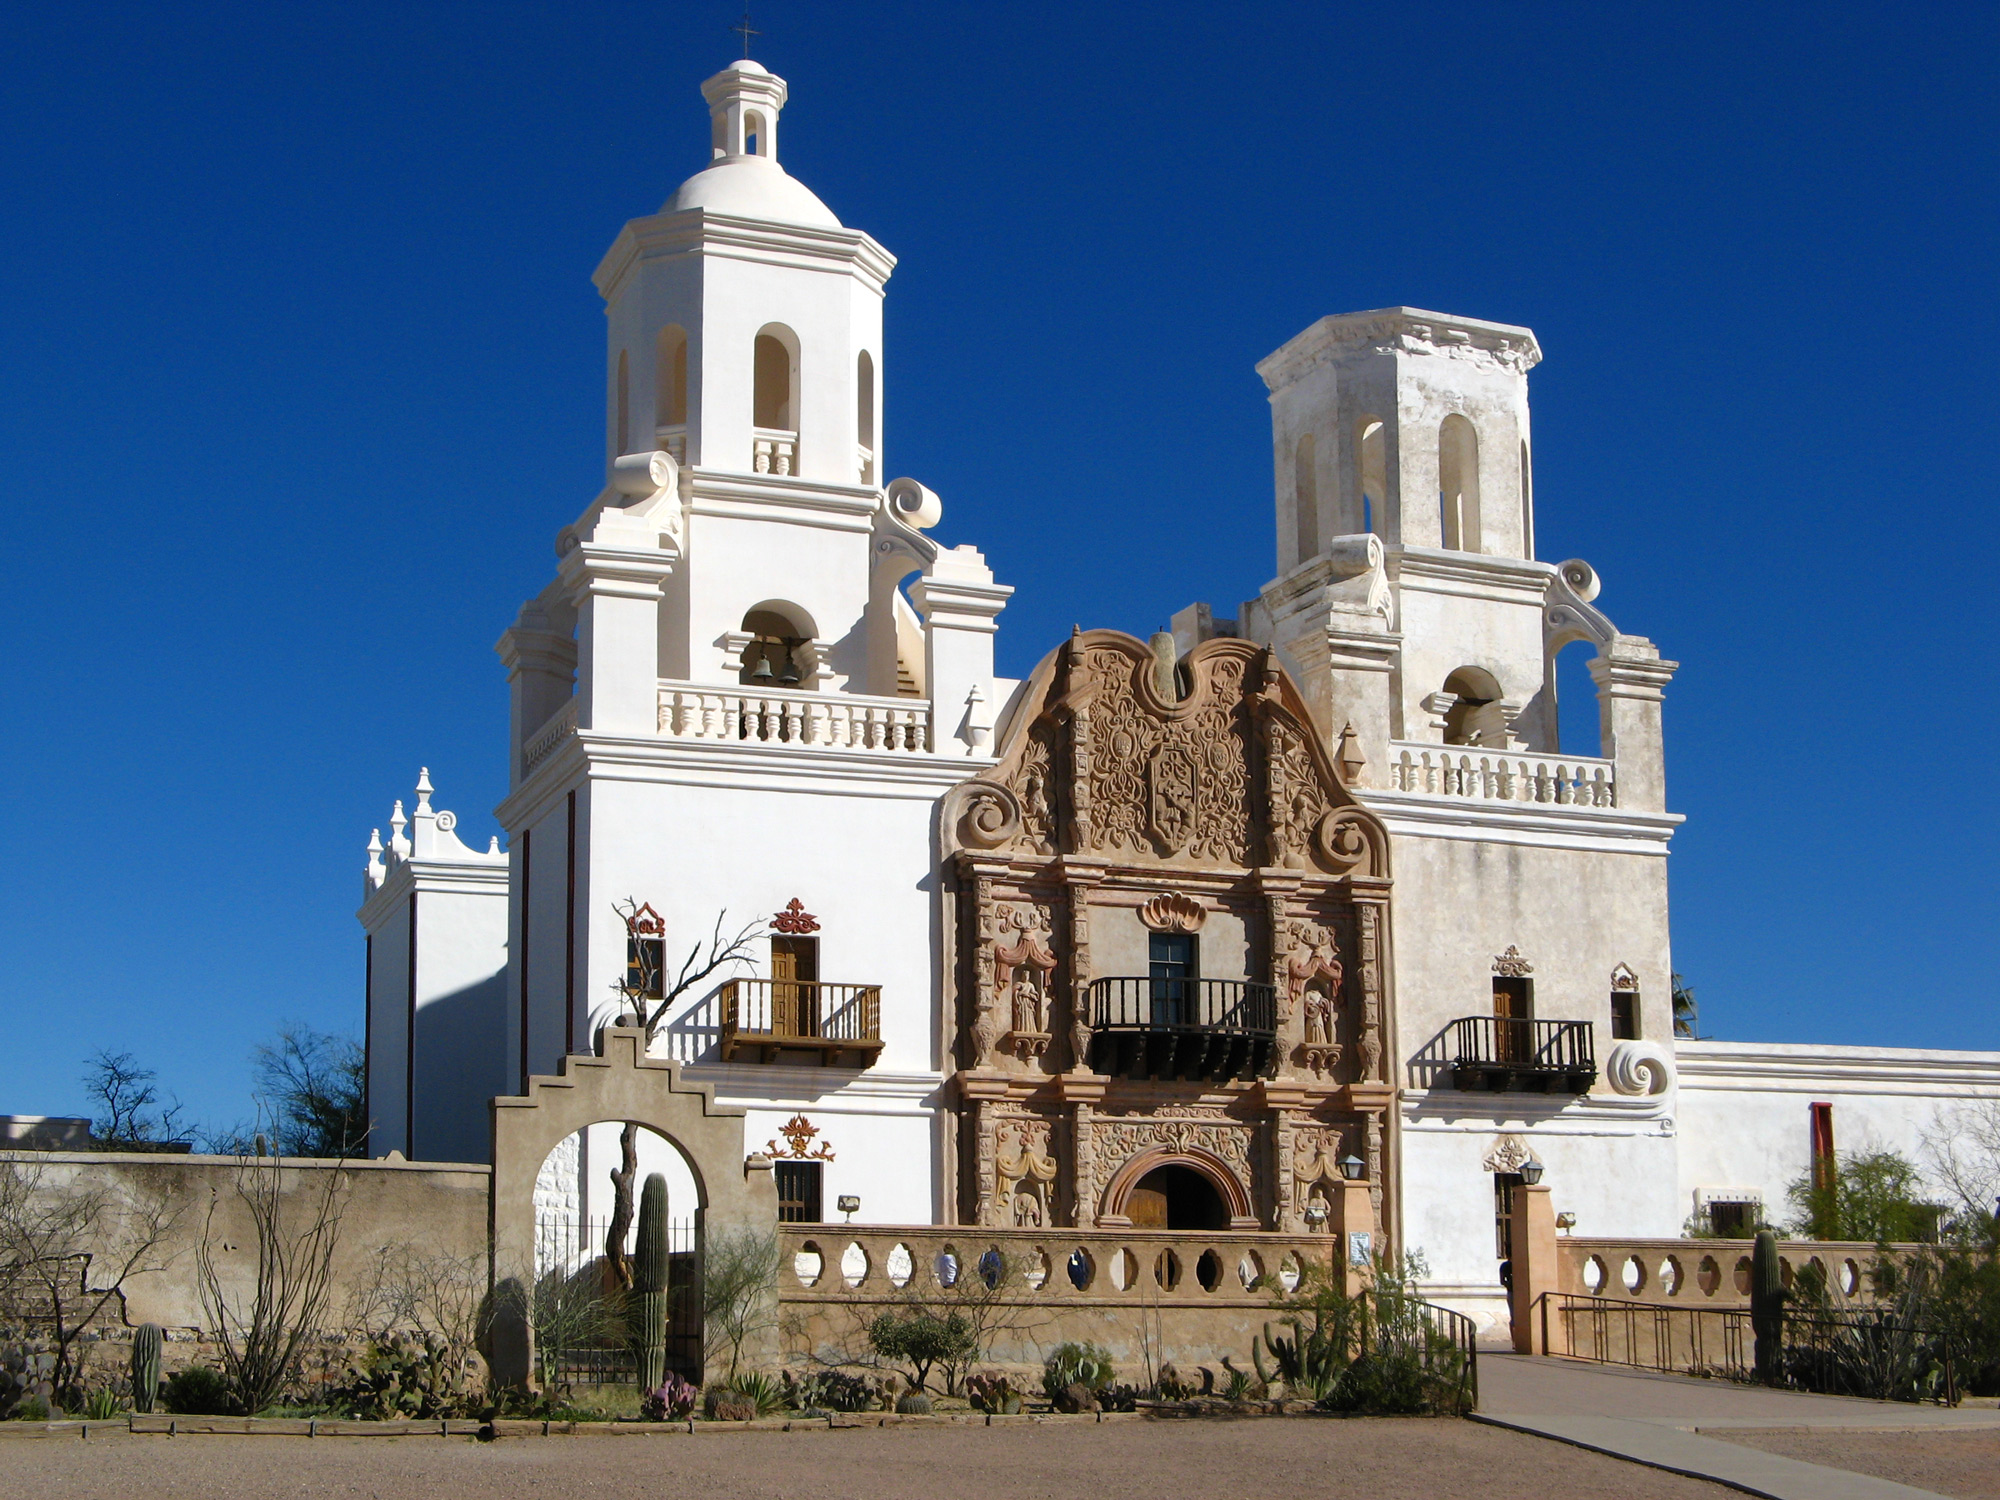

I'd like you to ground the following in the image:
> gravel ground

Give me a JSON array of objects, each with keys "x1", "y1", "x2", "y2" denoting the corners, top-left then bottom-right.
[
  {"x1": 1715, "y1": 1428, "x2": 2000, "y2": 1500},
  {"x1": 0, "y1": 1418, "x2": 1740, "y2": 1499}
]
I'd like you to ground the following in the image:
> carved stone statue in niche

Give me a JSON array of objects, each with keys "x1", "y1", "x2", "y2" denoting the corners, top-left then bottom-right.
[
  {"x1": 994, "y1": 903, "x2": 1056, "y2": 1061},
  {"x1": 1292, "y1": 1128, "x2": 1351, "y2": 1233},
  {"x1": 1287, "y1": 921, "x2": 1344, "y2": 1077},
  {"x1": 995, "y1": 1116, "x2": 1058, "y2": 1227}
]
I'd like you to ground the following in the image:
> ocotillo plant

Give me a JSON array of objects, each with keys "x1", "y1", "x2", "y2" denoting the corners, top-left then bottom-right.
[
  {"x1": 632, "y1": 1172, "x2": 670, "y2": 1391},
  {"x1": 130, "y1": 1324, "x2": 164, "y2": 1413},
  {"x1": 1750, "y1": 1230, "x2": 1785, "y2": 1384}
]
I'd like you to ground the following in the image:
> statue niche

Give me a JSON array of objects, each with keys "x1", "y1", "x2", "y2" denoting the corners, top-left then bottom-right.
[
  {"x1": 1287, "y1": 921, "x2": 1345, "y2": 1077},
  {"x1": 993, "y1": 904, "x2": 1057, "y2": 1061}
]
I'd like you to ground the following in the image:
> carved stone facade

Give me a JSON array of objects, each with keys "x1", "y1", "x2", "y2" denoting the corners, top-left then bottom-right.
[{"x1": 941, "y1": 632, "x2": 1395, "y2": 1236}]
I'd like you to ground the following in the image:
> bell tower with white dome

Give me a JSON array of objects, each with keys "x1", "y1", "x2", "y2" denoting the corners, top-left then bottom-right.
[{"x1": 594, "y1": 58, "x2": 890, "y2": 489}]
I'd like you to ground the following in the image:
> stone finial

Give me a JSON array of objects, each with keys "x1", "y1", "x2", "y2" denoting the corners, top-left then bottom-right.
[
  {"x1": 388, "y1": 799, "x2": 409, "y2": 858},
  {"x1": 1335, "y1": 722, "x2": 1366, "y2": 786},
  {"x1": 365, "y1": 828, "x2": 385, "y2": 891},
  {"x1": 415, "y1": 767, "x2": 434, "y2": 815}
]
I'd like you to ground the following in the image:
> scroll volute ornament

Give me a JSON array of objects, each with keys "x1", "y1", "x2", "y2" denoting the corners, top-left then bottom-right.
[{"x1": 1137, "y1": 892, "x2": 1205, "y2": 933}]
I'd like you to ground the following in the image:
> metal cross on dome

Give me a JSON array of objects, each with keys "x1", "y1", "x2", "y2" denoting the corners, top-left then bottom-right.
[{"x1": 730, "y1": 8, "x2": 760, "y2": 57}]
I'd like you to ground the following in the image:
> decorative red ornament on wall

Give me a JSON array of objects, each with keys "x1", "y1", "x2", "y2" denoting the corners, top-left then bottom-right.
[{"x1": 770, "y1": 898, "x2": 820, "y2": 934}]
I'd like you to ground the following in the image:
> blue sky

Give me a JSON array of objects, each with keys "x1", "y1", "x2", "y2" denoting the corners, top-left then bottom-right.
[{"x1": 0, "y1": 1, "x2": 1993, "y2": 1132}]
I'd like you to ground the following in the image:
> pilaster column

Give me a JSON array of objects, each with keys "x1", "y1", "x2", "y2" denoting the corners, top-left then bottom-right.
[
  {"x1": 557, "y1": 509, "x2": 675, "y2": 737},
  {"x1": 497, "y1": 607, "x2": 577, "y2": 787},
  {"x1": 1508, "y1": 1182, "x2": 1558, "y2": 1354},
  {"x1": 909, "y1": 548, "x2": 1012, "y2": 756},
  {"x1": 1588, "y1": 636, "x2": 1679, "y2": 813}
]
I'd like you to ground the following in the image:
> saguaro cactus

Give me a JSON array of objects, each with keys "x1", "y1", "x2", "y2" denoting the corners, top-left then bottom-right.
[
  {"x1": 1751, "y1": 1230, "x2": 1785, "y2": 1384},
  {"x1": 130, "y1": 1324, "x2": 164, "y2": 1413},
  {"x1": 632, "y1": 1172, "x2": 670, "y2": 1391}
]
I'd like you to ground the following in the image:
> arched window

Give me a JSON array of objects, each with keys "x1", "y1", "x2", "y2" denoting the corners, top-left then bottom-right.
[
  {"x1": 1438, "y1": 414, "x2": 1480, "y2": 552},
  {"x1": 856, "y1": 350, "x2": 876, "y2": 485},
  {"x1": 739, "y1": 606, "x2": 815, "y2": 688},
  {"x1": 1294, "y1": 432, "x2": 1318, "y2": 563},
  {"x1": 754, "y1": 332, "x2": 793, "y2": 430},
  {"x1": 744, "y1": 110, "x2": 765, "y2": 157},
  {"x1": 753, "y1": 328, "x2": 797, "y2": 475},
  {"x1": 1439, "y1": 666, "x2": 1506, "y2": 747},
  {"x1": 1356, "y1": 416, "x2": 1385, "y2": 537},
  {"x1": 655, "y1": 325, "x2": 688, "y2": 429},
  {"x1": 615, "y1": 348, "x2": 630, "y2": 456},
  {"x1": 1553, "y1": 639, "x2": 1601, "y2": 757}
]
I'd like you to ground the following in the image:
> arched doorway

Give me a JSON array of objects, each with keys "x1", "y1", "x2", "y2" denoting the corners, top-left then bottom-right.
[
  {"x1": 1125, "y1": 1164, "x2": 1229, "y2": 1230},
  {"x1": 532, "y1": 1121, "x2": 703, "y2": 1386},
  {"x1": 1098, "y1": 1146, "x2": 1257, "y2": 1230}
]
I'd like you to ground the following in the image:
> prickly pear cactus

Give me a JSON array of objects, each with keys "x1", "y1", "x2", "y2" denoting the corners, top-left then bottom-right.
[
  {"x1": 1751, "y1": 1230, "x2": 1785, "y2": 1384},
  {"x1": 130, "y1": 1324, "x2": 165, "y2": 1413},
  {"x1": 0, "y1": 1338, "x2": 56, "y2": 1420},
  {"x1": 632, "y1": 1173, "x2": 670, "y2": 1392}
]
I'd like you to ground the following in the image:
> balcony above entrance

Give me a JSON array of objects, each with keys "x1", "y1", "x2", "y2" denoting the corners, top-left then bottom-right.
[
  {"x1": 720, "y1": 979, "x2": 883, "y2": 1068},
  {"x1": 1449, "y1": 1016, "x2": 1596, "y2": 1094},
  {"x1": 1086, "y1": 978, "x2": 1277, "y2": 1084}
]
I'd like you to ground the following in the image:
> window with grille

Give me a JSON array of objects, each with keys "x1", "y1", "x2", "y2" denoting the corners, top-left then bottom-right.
[{"x1": 775, "y1": 1160, "x2": 822, "y2": 1223}]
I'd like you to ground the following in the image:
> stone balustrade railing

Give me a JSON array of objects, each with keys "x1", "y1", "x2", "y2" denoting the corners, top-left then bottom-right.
[
  {"x1": 752, "y1": 427, "x2": 797, "y2": 476},
  {"x1": 658, "y1": 683, "x2": 931, "y2": 753},
  {"x1": 1388, "y1": 742, "x2": 1617, "y2": 807},
  {"x1": 523, "y1": 700, "x2": 579, "y2": 775},
  {"x1": 777, "y1": 1225, "x2": 1336, "y2": 1309},
  {"x1": 1557, "y1": 1236, "x2": 1909, "y2": 1307}
]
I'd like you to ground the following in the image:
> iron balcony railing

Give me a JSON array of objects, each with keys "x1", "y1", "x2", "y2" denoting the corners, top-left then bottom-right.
[
  {"x1": 1449, "y1": 1016, "x2": 1596, "y2": 1093},
  {"x1": 719, "y1": 979, "x2": 883, "y2": 1068},
  {"x1": 1087, "y1": 977, "x2": 1277, "y2": 1083}
]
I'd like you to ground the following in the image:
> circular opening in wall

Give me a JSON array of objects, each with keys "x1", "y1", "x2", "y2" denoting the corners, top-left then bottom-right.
[
  {"x1": 1155, "y1": 1249, "x2": 1183, "y2": 1292},
  {"x1": 1621, "y1": 1255, "x2": 1645, "y2": 1294},
  {"x1": 1780, "y1": 1258, "x2": 1795, "y2": 1291},
  {"x1": 1582, "y1": 1255, "x2": 1607, "y2": 1293},
  {"x1": 794, "y1": 1241, "x2": 824, "y2": 1288},
  {"x1": 1196, "y1": 1249, "x2": 1222, "y2": 1292},
  {"x1": 978, "y1": 1247, "x2": 1004, "y2": 1290},
  {"x1": 1278, "y1": 1253, "x2": 1303, "y2": 1294},
  {"x1": 1068, "y1": 1248, "x2": 1094, "y2": 1291},
  {"x1": 1237, "y1": 1251, "x2": 1265, "y2": 1291},
  {"x1": 1732, "y1": 1256, "x2": 1752, "y2": 1296},
  {"x1": 1659, "y1": 1256, "x2": 1683, "y2": 1296},
  {"x1": 886, "y1": 1242, "x2": 913, "y2": 1288},
  {"x1": 935, "y1": 1246, "x2": 961, "y2": 1289},
  {"x1": 1110, "y1": 1247, "x2": 1137, "y2": 1292},
  {"x1": 1840, "y1": 1258, "x2": 1860, "y2": 1297},
  {"x1": 841, "y1": 1241, "x2": 869, "y2": 1288},
  {"x1": 1023, "y1": 1249, "x2": 1050, "y2": 1290},
  {"x1": 1697, "y1": 1256, "x2": 1720, "y2": 1296}
]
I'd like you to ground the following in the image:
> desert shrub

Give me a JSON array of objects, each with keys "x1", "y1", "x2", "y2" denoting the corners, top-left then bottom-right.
[
  {"x1": 163, "y1": 1365, "x2": 236, "y2": 1415},
  {"x1": 786, "y1": 1369, "x2": 878, "y2": 1413},
  {"x1": 1788, "y1": 1150, "x2": 1943, "y2": 1244},
  {"x1": 963, "y1": 1371, "x2": 1021, "y2": 1413},
  {"x1": 329, "y1": 1333, "x2": 484, "y2": 1420},
  {"x1": 1041, "y1": 1340, "x2": 1114, "y2": 1402},
  {"x1": 82, "y1": 1386, "x2": 124, "y2": 1420},
  {"x1": 726, "y1": 1370, "x2": 788, "y2": 1416},
  {"x1": 867, "y1": 1308, "x2": 975, "y2": 1395},
  {"x1": 1097, "y1": 1383, "x2": 1141, "y2": 1412},
  {"x1": 0, "y1": 1339, "x2": 57, "y2": 1420}
]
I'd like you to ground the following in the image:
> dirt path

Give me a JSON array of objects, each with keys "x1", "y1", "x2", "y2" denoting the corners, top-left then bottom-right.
[{"x1": 0, "y1": 1417, "x2": 1740, "y2": 1499}]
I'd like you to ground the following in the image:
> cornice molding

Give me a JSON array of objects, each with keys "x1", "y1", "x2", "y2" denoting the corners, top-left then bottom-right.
[
  {"x1": 1354, "y1": 789, "x2": 1681, "y2": 854},
  {"x1": 595, "y1": 209, "x2": 896, "y2": 303},
  {"x1": 1257, "y1": 307, "x2": 1542, "y2": 392}
]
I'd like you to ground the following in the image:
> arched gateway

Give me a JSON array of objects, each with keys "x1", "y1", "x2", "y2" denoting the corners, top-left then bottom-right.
[{"x1": 487, "y1": 1028, "x2": 779, "y2": 1385}]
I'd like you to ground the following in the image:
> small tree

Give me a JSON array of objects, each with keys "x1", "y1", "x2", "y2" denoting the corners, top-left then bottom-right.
[
  {"x1": 1788, "y1": 1148, "x2": 1942, "y2": 1244},
  {"x1": 196, "y1": 1148, "x2": 348, "y2": 1414},
  {"x1": 701, "y1": 1228, "x2": 780, "y2": 1379},
  {"x1": 82, "y1": 1051, "x2": 189, "y2": 1150},
  {"x1": 867, "y1": 1307, "x2": 975, "y2": 1395},
  {"x1": 601, "y1": 901, "x2": 758, "y2": 1287},
  {"x1": 250, "y1": 1027, "x2": 368, "y2": 1159},
  {"x1": 0, "y1": 1160, "x2": 184, "y2": 1400}
]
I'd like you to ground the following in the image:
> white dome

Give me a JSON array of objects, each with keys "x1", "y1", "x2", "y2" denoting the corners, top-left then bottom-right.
[{"x1": 664, "y1": 155, "x2": 841, "y2": 229}]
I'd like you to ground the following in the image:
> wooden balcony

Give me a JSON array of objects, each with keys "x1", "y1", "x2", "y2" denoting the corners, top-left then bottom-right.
[
  {"x1": 1449, "y1": 1016, "x2": 1596, "y2": 1094},
  {"x1": 719, "y1": 979, "x2": 883, "y2": 1068},
  {"x1": 1086, "y1": 978, "x2": 1277, "y2": 1083}
]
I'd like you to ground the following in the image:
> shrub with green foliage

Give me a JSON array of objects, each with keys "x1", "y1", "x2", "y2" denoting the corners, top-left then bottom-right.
[
  {"x1": 162, "y1": 1365, "x2": 236, "y2": 1415},
  {"x1": 328, "y1": 1333, "x2": 484, "y2": 1420},
  {"x1": 725, "y1": 1370, "x2": 789, "y2": 1417},
  {"x1": 1041, "y1": 1341, "x2": 1114, "y2": 1403},
  {"x1": 1788, "y1": 1150, "x2": 1943, "y2": 1244},
  {"x1": 867, "y1": 1308, "x2": 976, "y2": 1395}
]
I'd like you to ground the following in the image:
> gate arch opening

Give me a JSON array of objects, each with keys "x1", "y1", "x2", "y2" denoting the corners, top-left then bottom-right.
[{"x1": 1098, "y1": 1146, "x2": 1256, "y2": 1230}]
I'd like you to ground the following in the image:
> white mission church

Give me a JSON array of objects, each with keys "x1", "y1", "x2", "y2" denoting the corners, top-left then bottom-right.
[{"x1": 356, "y1": 57, "x2": 1999, "y2": 1332}]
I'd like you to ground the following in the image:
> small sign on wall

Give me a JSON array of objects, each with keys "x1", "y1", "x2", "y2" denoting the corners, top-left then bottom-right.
[{"x1": 1348, "y1": 1230, "x2": 1372, "y2": 1268}]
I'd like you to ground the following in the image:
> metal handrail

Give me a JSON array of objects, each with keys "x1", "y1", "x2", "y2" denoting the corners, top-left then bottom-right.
[{"x1": 1089, "y1": 977, "x2": 1277, "y2": 1033}]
